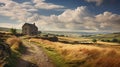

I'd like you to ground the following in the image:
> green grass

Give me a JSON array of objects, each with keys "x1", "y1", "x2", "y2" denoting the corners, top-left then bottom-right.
[
  {"x1": 44, "y1": 48, "x2": 69, "y2": 67},
  {"x1": 5, "y1": 51, "x2": 21, "y2": 67}
]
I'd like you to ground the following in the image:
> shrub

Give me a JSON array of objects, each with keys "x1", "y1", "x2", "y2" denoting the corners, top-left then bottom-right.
[
  {"x1": 101, "y1": 39, "x2": 110, "y2": 42},
  {"x1": 10, "y1": 28, "x2": 17, "y2": 35},
  {"x1": 106, "y1": 40, "x2": 110, "y2": 42},
  {"x1": 111, "y1": 38, "x2": 118, "y2": 42},
  {"x1": 92, "y1": 39, "x2": 97, "y2": 43},
  {"x1": 49, "y1": 36, "x2": 58, "y2": 42},
  {"x1": 101, "y1": 39, "x2": 105, "y2": 42}
]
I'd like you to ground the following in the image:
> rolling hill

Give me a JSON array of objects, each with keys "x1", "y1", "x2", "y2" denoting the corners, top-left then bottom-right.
[{"x1": 0, "y1": 27, "x2": 21, "y2": 33}]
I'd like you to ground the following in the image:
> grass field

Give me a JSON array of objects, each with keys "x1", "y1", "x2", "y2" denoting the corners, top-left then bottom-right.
[
  {"x1": 88, "y1": 33, "x2": 120, "y2": 41},
  {"x1": 29, "y1": 37, "x2": 120, "y2": 67},
  {"x1": 1, "y1": 31, "x2": 120, "y2": 67}
]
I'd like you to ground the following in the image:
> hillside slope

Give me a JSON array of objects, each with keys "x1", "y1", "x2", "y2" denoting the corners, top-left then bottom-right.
[{"x1": 0, "y1": 27, "x2": 21, "y2": 33}]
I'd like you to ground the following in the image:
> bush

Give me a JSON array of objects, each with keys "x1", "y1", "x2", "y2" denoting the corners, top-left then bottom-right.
[
  {"x1": 101, "y1": 39, "x2": 105, "y2": 42},
  {"x1": 101, "y1": 39, "x2": 111, "y2": 42},
  {"x1": 106, "y1": 40, "x2": 110, "y2": 42},
  {"x1": 111, "y1": 38, "x2": 118, "y2": 42},
  {"x1": 92, "y1": 39, "x2": 97, "y2": 43},
  {"x1": 49, "y1": 36, "x2": 58, "y2": 42},
  {"x1": 10, "y1": 28, "x2": 17, "y2": 35}
]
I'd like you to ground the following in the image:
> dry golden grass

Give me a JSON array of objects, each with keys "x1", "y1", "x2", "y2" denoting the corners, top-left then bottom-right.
[
  {"x1": 93, "y1": 56, "x2": 120, "y2": 67},
  {"x1": 98, "y1": 41, "x2": 119, "y2": 46},
  {"x1": 30, "y1": 38, "x2": 120, "y2": 67},
  {"x1": 6, "y1": 37, "x2": 22, "y2": 50}
]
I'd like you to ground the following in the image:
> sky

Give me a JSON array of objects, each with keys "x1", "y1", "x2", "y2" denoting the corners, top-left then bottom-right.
[{"x1": 0, "y1": 0, "x2": 120, "y2": 32}]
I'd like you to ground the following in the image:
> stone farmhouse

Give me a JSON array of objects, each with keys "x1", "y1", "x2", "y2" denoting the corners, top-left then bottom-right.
[{"x1": 22, "y1": 23, "x2": 38, "y2": 35}]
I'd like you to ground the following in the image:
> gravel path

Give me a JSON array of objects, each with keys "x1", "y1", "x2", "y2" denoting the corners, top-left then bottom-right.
[{"x1": 16, "y1": 40, "x2": 55, "y2": 67}]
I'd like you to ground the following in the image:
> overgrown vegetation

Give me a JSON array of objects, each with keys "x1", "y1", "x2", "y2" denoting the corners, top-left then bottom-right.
[
  {"x1": 4, "y1": 51, "x2": 20, "y2": 67},
  {"x1": 5, "y1": 37, "x2": 26, "y2": 67},
  {"x1": 0, "y1": 42, "x2": 10, "y2": 67}
]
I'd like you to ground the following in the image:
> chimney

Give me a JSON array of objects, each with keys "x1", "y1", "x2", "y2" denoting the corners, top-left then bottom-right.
[{"x1": 33, "y1": 23, "x2": 35, "y2": 25}]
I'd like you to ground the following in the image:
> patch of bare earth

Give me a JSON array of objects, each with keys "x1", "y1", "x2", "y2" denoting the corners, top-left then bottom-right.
[{"x1": 16, "y1": 40, "x2": 55, "y2": 67}]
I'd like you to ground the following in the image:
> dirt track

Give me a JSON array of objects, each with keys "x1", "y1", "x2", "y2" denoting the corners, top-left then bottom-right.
[{"x1": 16, "y1": 40, "x2": 55, "y2": 67}]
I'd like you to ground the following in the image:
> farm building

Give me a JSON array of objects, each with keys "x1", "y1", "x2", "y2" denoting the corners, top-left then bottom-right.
[{"x1": 22, "y1": 23, "x2": 38, "y2": 35}]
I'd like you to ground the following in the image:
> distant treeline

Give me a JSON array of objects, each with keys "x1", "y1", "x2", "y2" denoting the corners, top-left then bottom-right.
[{"x1": 101, "y1": 38, "x2": 120, "y2": 43}]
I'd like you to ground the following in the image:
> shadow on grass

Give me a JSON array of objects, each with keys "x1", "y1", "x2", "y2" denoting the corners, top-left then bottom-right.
[
  {"x1": 4, "y1": 58, "x2": 38, "y2": 67},
  {"x1": 4, "y1": 45, "x2": 38, "y2": 67},
  {"x1": 17, "y1": 42, "x2": 32, "y2": 55}
]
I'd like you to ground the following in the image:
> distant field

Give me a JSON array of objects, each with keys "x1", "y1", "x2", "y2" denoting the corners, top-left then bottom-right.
[
  {"x1": 0, "y1": 27, "x2": 21, "y2": 33},
  {"x1": 58, "y1": 35, "x2": 120, "y2": 46},
  {"x1": 88, "y1": 33, "x2": 120, "y2": 40}
]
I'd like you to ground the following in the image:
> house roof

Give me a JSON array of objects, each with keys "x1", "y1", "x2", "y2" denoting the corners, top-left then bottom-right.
[{"x1": 23, "y1": 23, "x2": 37, "y2": 28}]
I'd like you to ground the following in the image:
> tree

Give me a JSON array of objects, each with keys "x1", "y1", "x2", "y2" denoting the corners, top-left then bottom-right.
[
  {"x1": 92, "y1": 39, "x2": 97, "y2": 43},
  {"x1": 111, "y1": 38, "x2": 118, "y2": 42},
  {"x1": 10, "y1": 28, "x2": 17, "y2": 35}
]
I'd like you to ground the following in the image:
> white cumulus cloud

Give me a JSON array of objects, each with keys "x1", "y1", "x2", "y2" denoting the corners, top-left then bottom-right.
[
  {"x1": 85, "y1": 0, "x2": 103, "y2": 5},
  {"x1": 0, "y1": 0, "x2": 120, "y2": 32},
  {"x1": 32, "y1": 0, "x2": 64, "y2": 9},
  {"x1": 31, "y1": 7, "x2": 120, "y2": 32}
]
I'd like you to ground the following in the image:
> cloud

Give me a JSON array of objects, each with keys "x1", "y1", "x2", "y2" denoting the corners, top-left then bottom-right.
[
  {"x1": 84, "y1": 11, "x2": 120, "y2": 31},
  {"x1": 29, "y1": 7, "x2": 120, "y2": 32},
  {"x1": 32, "y1": 0, "x2": 64, "y2": 9},
  {"x1": 29, "y1": 6, "x2": 98, "y2": 31},
  {"x1": 0, "y1": 0, "x2": 119, "y2": 32},
  {"x1": 85, "y1": 0, "x2": 103, "y2": 5},
  {"x1": 0, "y1": 0, "x2": 37, "y2": 22},
  {"x1": 95, "y1": 12, "x2": 120, "y2": 31},
  {"x1": 0, "y1": 0, "x2": 64, "y2": 22}
]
